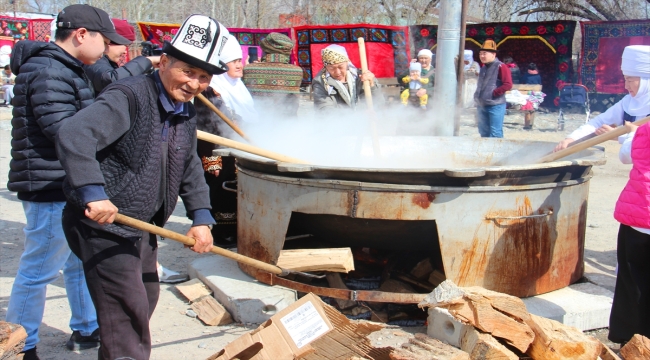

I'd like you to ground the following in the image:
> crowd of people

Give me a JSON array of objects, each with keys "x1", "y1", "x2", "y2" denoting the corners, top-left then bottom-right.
[{"x1": 3, "y1": 4, "x2": 650, "y2": 359}]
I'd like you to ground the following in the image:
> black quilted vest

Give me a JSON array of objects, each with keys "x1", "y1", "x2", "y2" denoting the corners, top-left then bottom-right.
[{"x1": 64, "y1": 74, "x2": 197, "y2": 238}]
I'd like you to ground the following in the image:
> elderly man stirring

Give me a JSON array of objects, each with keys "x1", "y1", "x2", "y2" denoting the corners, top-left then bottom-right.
[{"x1": 55, "y1": 15, "x2": 229, "y2": 359}]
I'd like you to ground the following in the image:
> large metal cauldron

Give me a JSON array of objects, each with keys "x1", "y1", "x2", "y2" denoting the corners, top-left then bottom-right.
[{"x1": 215, "y1": 136, "x2": 605, "y2": 298}]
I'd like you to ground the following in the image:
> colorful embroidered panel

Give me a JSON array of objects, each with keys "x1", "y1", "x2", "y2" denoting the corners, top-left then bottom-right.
[
  {"x1": 580, "y1": 20, "x2": 650, "y2": 94},
  {"x1": 0, "y1": 18, "x2": 30, "y2": 42},
  {"x1": 293, "y1": 24, "x2": 410, "y2": 85},
  {"x1": 412, "y1": 21, "x2": 576, "y2": 107},
  {"x1": 136, "y1": 22, "x2": 294, "y2": 64}
]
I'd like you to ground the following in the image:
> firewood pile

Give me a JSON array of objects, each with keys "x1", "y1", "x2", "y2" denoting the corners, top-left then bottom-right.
[
  {"x1": 410, "y1": 280, "x2": 623, "y2": 360},
  {"x1": 0, "y1": 322, "x2": 27, "y2": 360}
]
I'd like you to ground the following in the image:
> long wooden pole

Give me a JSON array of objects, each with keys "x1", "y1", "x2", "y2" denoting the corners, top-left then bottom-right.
[
  {"x1": 357, "y1": 37, "x2": 382, "y2": 156},
  {"x1": 538, "y1": 116, "x2": 650, "y2": 163},
  {"x1": 114, "y1": 214, "x2": 286, "y2": 276},
  {"x1": 197, "y1": 130, "x2": 310, "y2": 164},
  {"x1": 196, "y1": 93, "x2": 252, "y2": 143}
]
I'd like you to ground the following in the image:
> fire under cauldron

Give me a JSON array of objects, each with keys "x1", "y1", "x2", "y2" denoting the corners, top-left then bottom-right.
[{"x1": 214, "y1": 136, "x2": 605, "y2": 299}]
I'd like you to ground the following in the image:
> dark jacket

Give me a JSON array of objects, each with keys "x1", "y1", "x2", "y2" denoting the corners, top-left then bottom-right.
[
  {"x1": 194, "y1": 88, "x2": 236, "y2": 158},
  {"x1": 57, "y1": 74, "x2": 213, "y2": 238},
  {"x1": 8, "y1": 40, "x2": 95, "y2": 202},
  {"x1": 84, "y1": 55, "x2": 154, "y2": 93},
  {"x1": 312, "y1": 67, "x2": 382, "y2": 111},
  {"x1": 508, "y1": 64, "x2": 521, "y2": 85},
  {"x1": 521, "y1": 72, "x2": 542, "y2": 85},
  {"x1": 474, "y1": 60, "x2": 512, "y2": 107}
]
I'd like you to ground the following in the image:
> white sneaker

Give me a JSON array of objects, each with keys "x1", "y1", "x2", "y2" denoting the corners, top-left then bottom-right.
[{"x1": 157, "y1": 265, "x2": 189, "y2": 283}]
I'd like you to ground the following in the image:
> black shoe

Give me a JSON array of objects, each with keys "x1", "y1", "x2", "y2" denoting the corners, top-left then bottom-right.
[
  {"x1": 66, "y1": 329, "x2": 100, "y2": 351},
  {"x1": 21, "y1": 347, "x2": 40, "y2": 360}
]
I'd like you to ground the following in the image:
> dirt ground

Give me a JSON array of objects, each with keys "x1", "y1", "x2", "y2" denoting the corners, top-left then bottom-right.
[{"x1": 0, "y1": 103, "x2": 628, "y2": 359}]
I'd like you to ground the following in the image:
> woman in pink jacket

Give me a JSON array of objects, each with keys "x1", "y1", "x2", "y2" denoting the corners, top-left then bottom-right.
[{"x1": 609, "y1": 45, "x2": 650, "y2": 344}]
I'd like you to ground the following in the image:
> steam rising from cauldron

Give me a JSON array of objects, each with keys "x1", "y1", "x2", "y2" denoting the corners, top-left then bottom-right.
[{"x1": 209, "y1": 98, "x2": 560, "y2": 169}]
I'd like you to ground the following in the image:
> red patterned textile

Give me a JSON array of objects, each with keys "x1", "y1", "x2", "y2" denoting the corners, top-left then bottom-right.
[
  {"x1": 580, "y1": 20, "x2": 650, "y2": 94},
  {"x1": 136, "y1": 22, "x2": 295, "y2": 64},
  {"x1": 293, "y1": 24, "x2": 410, "y2": 86},
  {"x1": 29, "y1": 18, "x2": 52, "y2": 42}
]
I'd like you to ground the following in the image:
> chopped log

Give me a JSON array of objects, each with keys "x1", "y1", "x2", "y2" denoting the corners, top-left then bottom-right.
[
  {"x1": 459, "y1": 326, "x2": 518, "y2": 360},
  {"x1": 428, "y1": 269, "x2": 446, "y2": 287},
  {"x1": 276, "y1": 248, "x2": 354, "y2": 273},
  {"x1": 418, "y1": 281, "x2": 534, "y2": 353},
  {"x1": 378, "y1": 279, "x2": 415, "y2": 294},
  {"x1": 389, "y1": 333, "x2": 470, "y2": 360},
  {"x1": 175, "y1": 278, "x2": 212, "y2": 302},
  {"x1": 370, "y1": 311, "x2": 388, "y2": 323},
  {"x1": 325, "y1": 273, "x2": 357, "y2": 310},
  {"x1": 0, "y1": 321, "x2": 27, "y2": 360},
  {"x1": 599, "y1": 342, "x2": 621, "y2": 360},
  {"x1": 191, "y1": 296, "x2": 233, "y2": 326},
  {"x1": 395, "y1": 273, "x2": 435, "y2": 292},
  {"x1": 620, "y1": 334, "x2": 650, "y2": 360},
  {"x1": 410, "y1": 258, "x2": 433, "y2": 280},
  {"x1": 525, "y1": 314, "x2": 601, "y2": 360}
]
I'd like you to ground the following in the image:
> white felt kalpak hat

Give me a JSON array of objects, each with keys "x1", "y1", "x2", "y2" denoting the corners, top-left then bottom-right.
[
  {"x1": 162, "y1": 14, "x2": 230, "y2": 75},
  {"x1": 621, "y1": 45, "x2": 650, "y2": 78}
]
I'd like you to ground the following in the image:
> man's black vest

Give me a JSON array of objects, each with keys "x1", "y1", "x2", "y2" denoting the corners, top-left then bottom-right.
[{"x1": 63, "y1": 75, "x2": 196, "y2": 239}]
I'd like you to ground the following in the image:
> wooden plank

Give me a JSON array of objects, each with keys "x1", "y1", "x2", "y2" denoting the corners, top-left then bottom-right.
[
  {"x1": 525, "y1": 314, "x2": 601, "y2": 360},
  {"x1": 459, "y1": 327, "x2": 518, "y2": 360},
  {"x1": 276, "y1": 248, "x2": 354, "y2": 273},
  {"x1": 175, "y1": 278, "x2": 212, "y2": 302},
  {"x1": 410, "y1": 258, "x2": 433, "y2": 280},
  {"x1": 511, "y1": 84, "x2": 542, "y2": 92},
  {"x1": 620, "y1": 334, "x2": 650, "y2": 360},
  {"x1": 428, "y1": 269, "x2": 446, "y2": 286},
  {"x1": 191, "y1": 296, "x2": 233, "y2": 326}
]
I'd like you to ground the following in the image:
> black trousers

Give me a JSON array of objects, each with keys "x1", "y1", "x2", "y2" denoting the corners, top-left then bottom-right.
[
  {"x1": 63, "y1": 206, "x2": 159, "y2": 360},
  {"x1": 609, "y1": 224, "x2": 650, "y2": 343}
]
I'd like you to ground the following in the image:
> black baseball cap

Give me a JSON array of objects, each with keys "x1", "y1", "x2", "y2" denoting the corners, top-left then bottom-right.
[{"x1": 56, "y1": 4, "x2": 130, "y2": 45}]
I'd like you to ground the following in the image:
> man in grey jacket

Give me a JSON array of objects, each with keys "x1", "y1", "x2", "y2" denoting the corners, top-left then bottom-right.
[{"x1": 56, "y1": 15, "x2": 230, "y2": 359}]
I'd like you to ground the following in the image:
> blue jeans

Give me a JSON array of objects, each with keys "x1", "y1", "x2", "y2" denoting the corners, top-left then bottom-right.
[
  {"x1": 477, "y1": 103, "x2": 506, "y2": 138},
  {"x1": 6, "y1": 201, "x2": 98, "y2": 350}
]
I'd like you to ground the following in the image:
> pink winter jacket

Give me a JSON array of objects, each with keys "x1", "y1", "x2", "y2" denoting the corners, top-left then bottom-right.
[{"x1": 615, "y1": 123, "x2": 650, "y2": 228}]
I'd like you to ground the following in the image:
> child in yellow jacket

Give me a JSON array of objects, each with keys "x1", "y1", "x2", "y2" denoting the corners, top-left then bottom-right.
[{"x1": 401, "y1": 62, "x2": 429, "y2": 109}]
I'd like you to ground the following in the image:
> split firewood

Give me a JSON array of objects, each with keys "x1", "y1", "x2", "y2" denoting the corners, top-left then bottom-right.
[
  {"x1": 599, "y1": 342, "x2": 621, "y2": 360},
  {"x1": 418, "y1": 280, "x2": 534, "y2": 353},
  {"x1": 525, "y1": 314, "x2": 601, "y2": 360},
  {"x1": 620, "y1": 334, "x2": 650, "y2": 360},
  {"x1": 176, "y1": 279, "x2": 232, "y2": 326},
  {"x1": 191, "y1": 296, "x2": 233, "y2": 326},
  {"x1": 276, "y1": 248, "x2": 355, "y2": 273},
  {"x1": 410, "y1": 258, "x2": 433, "y2": 280},
  {"x1": 378, "y1": 279, "x2": 416, "y2": 294},
  {"x1": 459, "y1": 326, "x2": 518, "y2": 360},
  {"x1": 325, "y1": 273, "x2": 357, "y2": 310},
  {"x1": 428, "y1": 270, "x2": 446, "y2": 286},
  {"x1": 176, "y1": 278, "x2": 212, "y2": 302},
  {"x1": 0, "y1": 321, "x2": 27, "y2": 360},
  {"x1": 389, "y1": 333, "x2": 470, "y2": 360}
]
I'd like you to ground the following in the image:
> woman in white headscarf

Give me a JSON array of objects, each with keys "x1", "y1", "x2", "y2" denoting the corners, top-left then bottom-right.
[
  {"x1": 209, "y1": 35, "x2": 258, "y2": 123},
  {"x1": 555, "y1": 45, "x2": 650, "y2": 151},
  {"x1": 312, "y1": 44, "x2": 380, "y2": 111},
  {"x1": 607, "y1": 45, "x2": 650, "y2": 345},
  {"x1": 462, "y1": 49, "x2": 480, "y2": 108}
]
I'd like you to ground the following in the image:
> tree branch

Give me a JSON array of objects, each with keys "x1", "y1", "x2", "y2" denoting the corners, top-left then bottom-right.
[{"x1": 518, "y1": 6, "x2": 604, "y2": 20}]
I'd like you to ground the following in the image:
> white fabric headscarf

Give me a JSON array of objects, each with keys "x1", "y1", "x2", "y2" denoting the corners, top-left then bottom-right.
[
  {"x1": 463, "y1": 50, "x2": 473, "y2": 71},
  {"x1": 620, "y1": 45, "x2": 650, "y2": 116},
  {"x1": 418, "y1": 49, "x2": 433, "y2": 58},
  {"x1": 209, "y1": 35, "x2": 258, "y2": 123}
]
